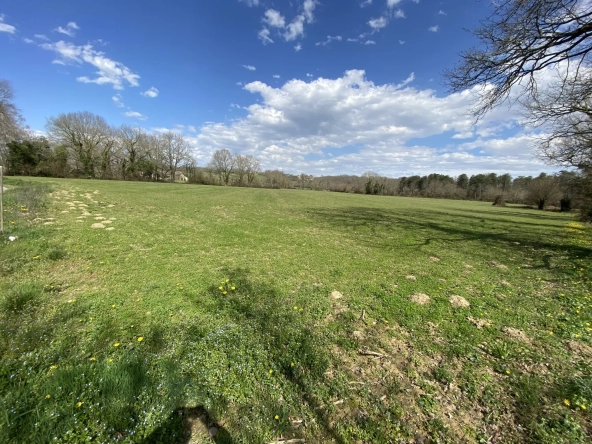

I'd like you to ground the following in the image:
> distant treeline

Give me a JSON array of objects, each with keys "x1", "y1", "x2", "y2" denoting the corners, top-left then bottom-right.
[{"x1": 0, "y1": 112, "x2": 586, "y2": 212}]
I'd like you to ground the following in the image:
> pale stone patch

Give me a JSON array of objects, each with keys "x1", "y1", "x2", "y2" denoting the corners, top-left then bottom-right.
[
  {"x1": 463, "y1": 263, "x2": 474, "y2": 269},
  {"x1": 410, "y1": 293, "x2": 431, "y2": 305},
  {"x1": 105, "y1": 227, "x2": 115, "y2": 231},
  {"x1": 468, "y1": 317, "x2": 492, "y2": 329},
  {"x1": 76, "y1": 220, "x2": 83, "y2": 223},
  {"x1": 107, "y1": 204, "x2": 115, "y2": 208},
  {"x1": 102, "y1": 220, "x2": 112, "y2": 224},
  {"x1": 449, "y1": 295, "x2": 470, "y2": 307},
  {"x1": 405, "y1": 275, "x2": 417, "y2": 281},
  {"x1": 503, "y1": 327, "x2": 531, "y2": 344},
  {"x1": 330, "y1": 291, "x2": 343, "y2": 299},
  {"x1": 91, "y1": 223, "x2": 105, "y2": 229},
  {"x1": 95, "y1": 216, "x2": 106, "y2": 220},
  {"x1": 429, "y1": 257, "x2": 440, "y2": 262}
]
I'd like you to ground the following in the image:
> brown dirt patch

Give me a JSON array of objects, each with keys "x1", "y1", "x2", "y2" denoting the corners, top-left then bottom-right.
[
  {"x1": 489, "y1": 261, "x2": 509, "y2": 270},
  {"x1": 410, "y1": 293, "x2": 431, "y2": 305},
  {"x1": 467, "y1": 317, "x2": 492, "y2": 328},
  {"x1": 502, "y1": 327, "x2": 531, "y2": 344},
  {"x1": 567, "y1": 340, "x2": 592, "y2": 357},
  {"x1": 105, "y1": 227, "x2": 115, "y2": 231},
  {"x1": 449, "y1": 295, "x2": 470, "y2": 307},
  {"x1": 330, "y1": 290, "x2": 343, "y2": 299},
  {"x1": 463, "y1": 263, "x2": 474, "y2": 269},
  {"x1": 91, "y1": 223, "x2": 105, "y2": 229}
]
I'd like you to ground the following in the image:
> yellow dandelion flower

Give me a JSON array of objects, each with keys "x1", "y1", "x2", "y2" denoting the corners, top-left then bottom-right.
[
  {"x1": 111, "y1": 304, "x2": 115, "y2": 308},
  {"x1": 274, "y1": 415, "x2": 279, "y2": 420},
  {"x1": 564, "y1": 399, "x2": 571, "y2": 406},
  {"x1": 114, "y1": 343, "x2": 120, "y2": 347},
  {"x1": 130, "y1": 325, "x2": 134, "y2": 328},
  {"x1": 108, "y1": 358, "x2": 113, "y2": 363},
  {"x1": 549, "y1": 331, "x2": 554, "y2": 335},
  {"x1": 581, "y1": 405, "x2": 586, "y2": 410},
  {"x1": 505, "y1": 370, "x2": 510, "y2": 375},
  {"x1": 269, "y1": 369, "x2": 273, "y2": 374},
  {"x1": 46, "y1": 394, "x2": 51, "y2": 399},
  {"x1": 291, "y1": 362, "x2": 295, "y2": 367},
  {"x1": 226, "y1": 279, "x2": 229, "y2": 283},
  {"x1": 76, "y1": 402, "x2": 82, "y2": 408},
  {"x1": 169, "y1": 313, "x2": 173, "y2": 317},
  {"x1": 137, "y1": 337, "x2": 144, "y2": 342},
  {"x1": 231, "y1": 286, "x2": 236, "y2": 290},
  {"x1": 89, "y1": 317, "x2": 93, "y2": 321},
  {"x1": 33, "y1": 256, "x2": 39, "y2": 259},
  {"x1": 90, "y1": 357, "x2": 96, "y2": 361},
  {"x1": 294, "y1": 306, "x2": 298, "y2": 310},
  {"x1": 100, "y1": 261, "x2": 104, "y2": 265},
  {"x1": 136, "y1": 298, "x2": 140, "y2": 302},
  {"x1": 219, "y1": 286, "x2": 223, "y2": 290},
  {"x1": 50, "y1": 365, "x2": 57, "y2": 370},
  {"x1": 223, "y1": 291, "x2": 227, "y2": 295}
]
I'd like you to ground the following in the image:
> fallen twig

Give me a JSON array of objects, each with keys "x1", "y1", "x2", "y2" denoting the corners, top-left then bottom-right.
[{"x1": 358, "y1": 349, "x2": 388, "y2": 358}]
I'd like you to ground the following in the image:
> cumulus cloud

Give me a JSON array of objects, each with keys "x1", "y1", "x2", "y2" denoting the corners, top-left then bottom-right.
[
  {"x1": 0, "y1": 14, "x2": 16, "y2": 34},
  {"x1": 239, "y1": 0, "x2": 260, "y2": 6},
  {"x1": 189, "y1": 70, "x2": 534, "y2": 176},
  {"x1": 284, "y1": 15, "x2": 306, "y2": 41},
  {"x1": 258, "y1": 28, "x2": 274, "y2": 45},
  {"x1": 39, "y1": 40, "x2": 140, "y2": 89},
  {"x1": 360, "y1": 0, "x2": 372, "y2": 6},
  {"x1": 438, "y1": 10, "x2": 447, "y2": 15},
  {"x1": 399, "y1": 40, "x2": 405, "y2": 44},
  {"x1": 368, "y1": 17, "x2": 388, "y2": 31},
  {"x1": 23, "y1": 38, "x2": 34, "y2": 44},
  {"x1": 273, "y1": 74, "x2": 281, "y2": 78},
  {"x1": 316, "y1": 35, "x2": 342, "y2": 46},
  {"x1": 294, "y1": 43, "x2": 302, "y2": 52},
  {"x1": 392, "y1": 9, "x2": 405, "y2": 19},
  {"x1": 55, "y1": 21, "x2": 79, "y2": 37},
  {"x1": 303, "y1": 0, "x2": 317, "y2": 23},
  {"x1": 364, "y1": 40, "x2": 376, "y2": 45},
  {"x1": 34, "y1": 34, "x2": 49, "y2": 40},
  {"x1": 141, "y1": 87, "x2": 159, "y2": 98},
  {"x1": 387, "y1": 0, "x2": 402, "y2": 6},
  {"x1": 242, "y1": 64, "x2": 256, "y2": 71},
  {"x1": 124, "y1": 111, "x2": 147, "y2": 120},
  {"x1": 263, "y1": 9, "x2": 286, "y2": 27},
  {"x1": 428, "y1": 25, "x2": 439, "y2": 32}
]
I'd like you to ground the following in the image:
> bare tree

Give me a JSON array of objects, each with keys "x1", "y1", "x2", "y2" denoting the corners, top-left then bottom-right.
[
  {"x1": 234, "y1": 154, "x2": 249, "y2": 186},
  {"x1": 0, "y1": 80, "x2": 25, "y2": 167},
  {"x1": 161, "y1": 132, "x2": 190, "y2": 181},
  {"x1": 46, "y1": 112, "x2": 112, "y2": 178},
  {"x1": 118, "y1": 126, "x2": 146, "y2": 180},
  {"x1": 527, "y1": 174, "x2": 561, "y2": 209},
  {"x1": 208, "y1": 149, "x2": 235, "y2": 185},
  {"x1": 245, "y1": 155, "x2": 261, "y2": 185},
  {"x1": 445, "y1": 0, "x2": 592, "y2": 119}
]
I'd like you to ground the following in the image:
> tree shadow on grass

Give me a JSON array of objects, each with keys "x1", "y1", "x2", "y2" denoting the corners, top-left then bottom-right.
[{"x1": 304, "y1": 206, "x2": 591, "y2": 270}]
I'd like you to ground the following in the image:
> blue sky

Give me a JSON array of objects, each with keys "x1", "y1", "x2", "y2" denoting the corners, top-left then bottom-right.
[{"x1": 1, "y1": 0, "x2": 556, "y2": 177}]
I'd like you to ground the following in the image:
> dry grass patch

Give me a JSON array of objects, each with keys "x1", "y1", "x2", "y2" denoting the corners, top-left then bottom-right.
[
  {"x1": 410, "y1": 293, "x2": 431, "y2": 305},
  {"x1": 449, "y1": 295, "x2": 470, "y2": 307}
]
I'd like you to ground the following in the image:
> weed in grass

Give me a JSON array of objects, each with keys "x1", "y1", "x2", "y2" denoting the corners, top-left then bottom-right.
[{"x1": 1, "y1": 281, "x2": 43, "y2": 313}]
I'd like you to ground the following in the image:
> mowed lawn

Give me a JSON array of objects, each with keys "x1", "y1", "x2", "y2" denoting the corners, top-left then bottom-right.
[{"x1": 1, "y1": 177, "x2": 591, "y2": 443}]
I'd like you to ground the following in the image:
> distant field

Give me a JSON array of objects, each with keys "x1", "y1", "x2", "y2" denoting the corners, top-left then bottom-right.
[{"x1": 1, "y1": 177, "x2": 591, "y2": 443}]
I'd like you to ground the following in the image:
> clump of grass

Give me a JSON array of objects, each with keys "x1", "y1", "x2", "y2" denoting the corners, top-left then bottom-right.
[
  {"x1": 47, "y1": 248, "x2": 67, "y2": 260},
  {"x1": 10, "y1": 182, "x2": 51, "y2": 218},
  {"x1": 1, "y1": 281, "x2": 43, "y2": 313}
]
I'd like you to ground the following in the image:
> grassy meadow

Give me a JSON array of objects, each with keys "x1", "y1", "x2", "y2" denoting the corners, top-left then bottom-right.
[{"x1": 0, "y1": 177, "x2": 591, "y2": 443}]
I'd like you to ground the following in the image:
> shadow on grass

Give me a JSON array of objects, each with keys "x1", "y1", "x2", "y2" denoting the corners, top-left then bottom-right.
[{"x1": 304, "y1": 206, "x2": 591, "y2": 270}]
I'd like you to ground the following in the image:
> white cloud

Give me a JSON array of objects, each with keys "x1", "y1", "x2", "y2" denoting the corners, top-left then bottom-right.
[
  {"x1": 239, "y1": 0, "x2": 260, "y2": 6},
  {"x1": 452, "y1": 131, "x2": 474, "y2": 139},
  {"x1": 284, "y1": 15, "x2": 305, "y2": 41},
  {"x1": 34, "y1": 34, "x2": 49, "y2": 40},
  {"x1": 364, "y1": 40, "x2": 376, "y2": 45},
  {"x1": 258, "y1": 28, "x2": 274, "y2": 45},
  {"x1": 428, "y1": 25, "x2": 439, "y2": 32},
  {"x1": 294, "y1": 43, "x2": 302, "y2": 52},
  {"x1": 263, "y1": 9, "x2": 285, "y2": 27},
  {"x1": 368, "y1": 17, "x2": 388, "y2": 31},
  {"x1": 236, "y1": 81, "x2": 243, "y2": 86},
  {"x1": 112, "y1": 94, "x2": 125, "y2": 108},
  {"x1": 438, "y1": 10, "x2": 447, "y2": 15},
  {"x1": 55, "y1": 21, "x2": 79, "y2": 37},
  {"x1": 303, "y1": 0, "x2": 317, "y2": 23},
  {"x1": 39, "y1": 40, "x2": 140, "y2": 90},
  {"x1": 306, "y1": 73, "x2": 313, "y2": 77},
  {"x1": 23, "y1": 38, "x2": 34, "y2": 44},
  {"x1": 0, "y1": 15, "x2": 16, "y2": 34},
  {"x1": 230, "y1": 103, "x2": 241, "y2": 109},
  {"x1": 360, "y1": 0, "x2": 372, "y2": 7},
  {"x1": 399, "y1": 40, "x2": 405, "y2": 45},
  {"x1": 141, "y1": 87, "x2": 159, "y2": 98},
  {"x1": 273, "y1": 74, "x2": 281, "y2": 79},
  {"x1": 187, "y1": 125, "x2": 197, "y2": 133},
  {"x1": 392, "y1": 9, "x2": 405, "y2": 19},
  {"x1": 242, "y1": 64, "x2": 256, "y2": 71},
  {"x1": 316, "y1": 35, "x2": 342, "y2": 46},
  {"x1": 187, "y1": 70, "x2": 541, "y2": 176},
  {"x1": 387, "y1": 0, "x2": 402, "y2": 6},
  {"x1": 347, "y1": 38, "x2": 358, "y2": 42},
  {"x1": 124, "y1": 111, "x2": 147, "y2": 120}
]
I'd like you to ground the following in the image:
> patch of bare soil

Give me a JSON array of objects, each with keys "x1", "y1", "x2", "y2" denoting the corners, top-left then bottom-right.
[
  {"x1": 405, "y1": 275, "x2": 417, "y2": 281},
  {"x1": 463, "y1": 263, "x2": 474, "y2": 269},
  {"x1": 91, "y1": 223, "x2": 105, "y2": 229},
  {"x1": 449, "y1": 295, "x2": 470, "y2": 307},
  {"x1": 410, "y1": 293, "x2": 431, "y2": 305},
  {"x1": 567, "y1": 340, "x2": 592, "y2": 357},
  {"x1": 429, "y1": 256, "x2": 440, "y2": 262},
  {"x1": 105, "y1": 227, "x2": 115, "y2": 231},
  {"x1": 467, "y1": 317, "x2": 492, "y2": 328},
  {"x1": 330, "y1": 290, "x2": 343, "y2": 299},
  {"x1": 502, "y1": 327, "x2": 531, "y2": 344},
  {"x1": 489, "y1": 261, "x2": 509, "y2": 270}
]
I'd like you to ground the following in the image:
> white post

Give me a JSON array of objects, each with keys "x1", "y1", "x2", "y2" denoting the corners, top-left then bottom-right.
[{"x1": 0, "y1": 166, "x2": 3, "y2": 234}]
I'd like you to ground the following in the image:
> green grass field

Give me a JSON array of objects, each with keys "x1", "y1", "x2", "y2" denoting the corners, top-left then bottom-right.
[{"x1": 1, "y1": 177, "x2": 591, "y2": 443}]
